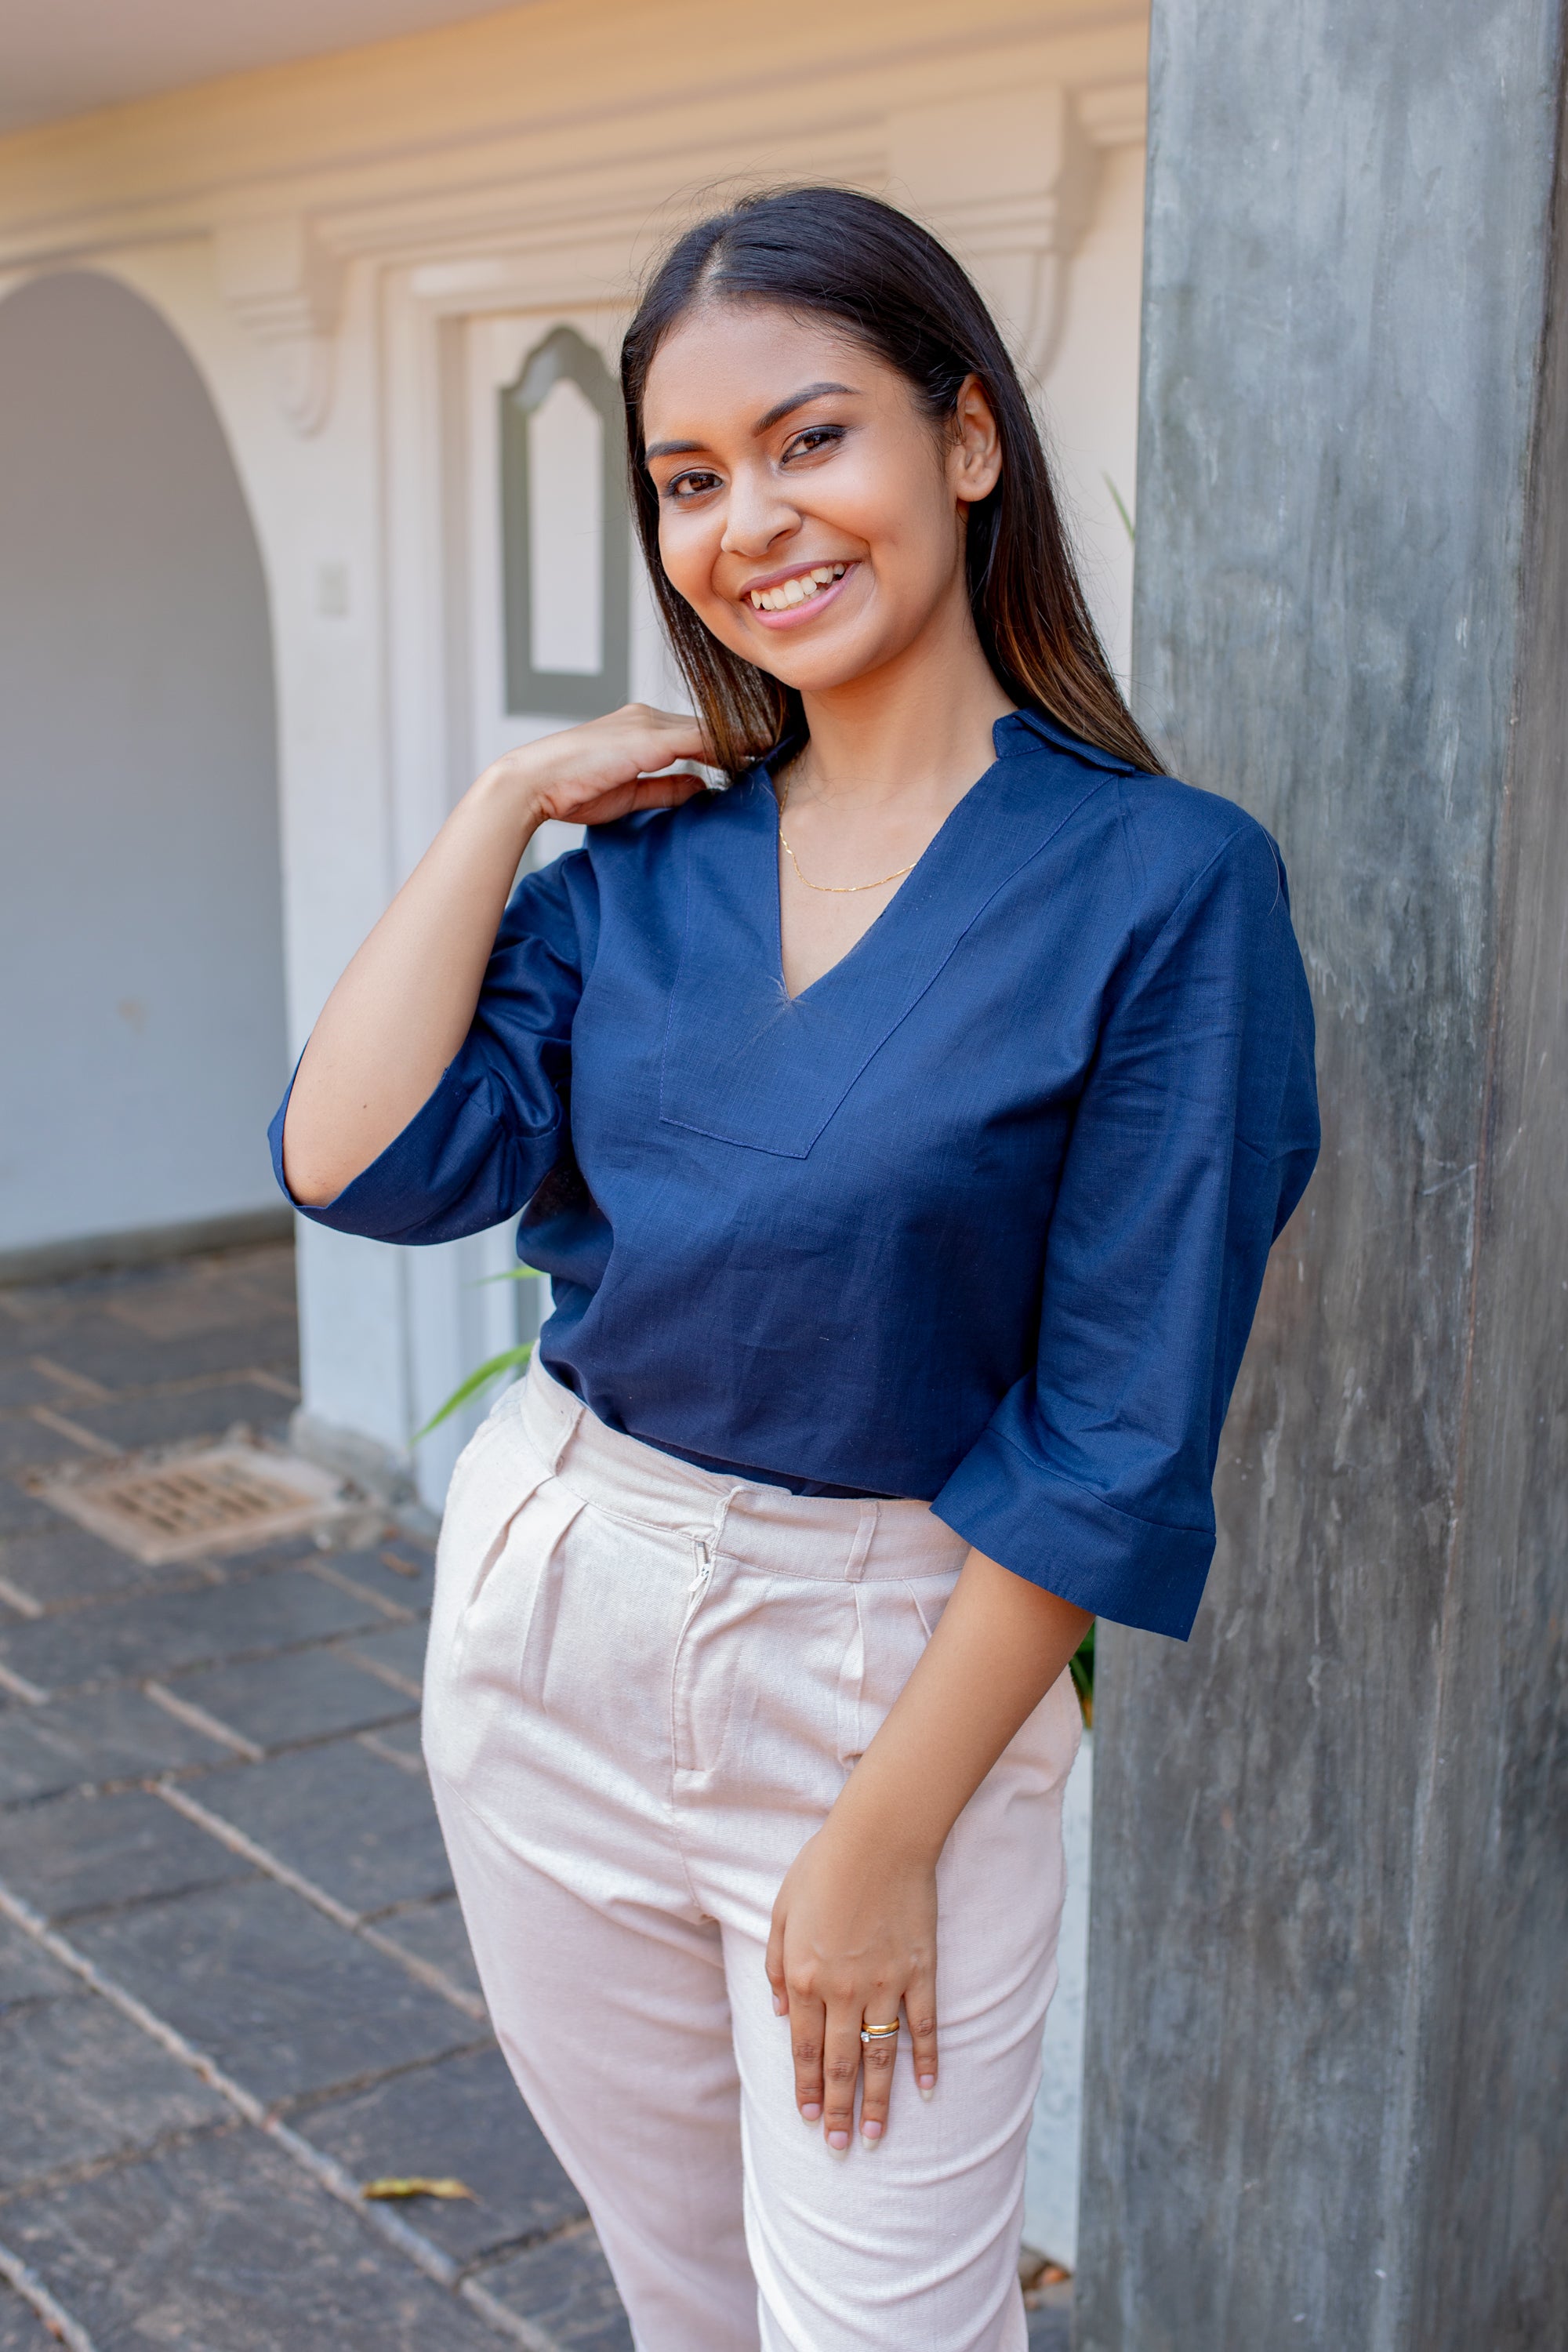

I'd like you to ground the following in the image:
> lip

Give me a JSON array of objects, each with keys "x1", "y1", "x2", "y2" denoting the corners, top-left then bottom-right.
[{"x1": 741, "y1": 560, "x2": 858, "y2": 631}]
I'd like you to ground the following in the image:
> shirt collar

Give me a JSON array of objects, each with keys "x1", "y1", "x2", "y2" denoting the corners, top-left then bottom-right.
[
  {"x1": 995, "y1": 706, "x2": 1141, "y2": 773},
  {"x1": 750, "y1": 704, "x2": 1138, "y2": 782}
]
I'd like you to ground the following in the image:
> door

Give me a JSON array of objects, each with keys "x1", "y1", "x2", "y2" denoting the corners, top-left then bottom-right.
[{"x1": 408, "y1": 304, "x2": 682, "y2": 1501}]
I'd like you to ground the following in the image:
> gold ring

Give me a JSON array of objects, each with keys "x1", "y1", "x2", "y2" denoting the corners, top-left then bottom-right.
[{"x1": 859, "y1": 2020, "x2": 901, "y2": 2044}]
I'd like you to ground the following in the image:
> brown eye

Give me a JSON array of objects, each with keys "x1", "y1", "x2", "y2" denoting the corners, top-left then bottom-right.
[
  {"x1": 782, "y1": 425, "x2": 844, "y2": 462},
  {"x1": 664, "y1": 470, "x2": 720, "y2": 502}
]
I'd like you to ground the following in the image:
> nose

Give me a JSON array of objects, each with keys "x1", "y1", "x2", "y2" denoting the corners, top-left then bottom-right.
[{"x1": 720, "y1": 460, "x2": 800, "y2": 560}]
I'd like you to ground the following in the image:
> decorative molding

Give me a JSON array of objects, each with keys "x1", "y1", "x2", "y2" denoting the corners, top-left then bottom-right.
[
  {"x1": 890, "y1": 84, "x2": 1098, "y2": 382},
  {"x1": 0, "y1": 12, "x2": 1148, "y2": 284},
  {"x1": 1077, "y1": 78, "x2": 1148, "y2": 147},
  {"x1": 214, "y1": 214, "x2": 343, "y2": 434}
]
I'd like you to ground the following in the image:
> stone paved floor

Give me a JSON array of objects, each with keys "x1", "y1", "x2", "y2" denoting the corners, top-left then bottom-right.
[{"x1": 0, "y1": 1243, "x2": 1069, "y2": 2352}]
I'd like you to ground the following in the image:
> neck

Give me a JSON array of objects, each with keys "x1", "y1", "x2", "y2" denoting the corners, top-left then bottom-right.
[{"x1": 791, "y1": 583, "x2": 1014, "y2": 813}]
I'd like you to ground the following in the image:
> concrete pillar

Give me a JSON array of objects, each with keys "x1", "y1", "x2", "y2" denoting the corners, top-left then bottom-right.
[{"x1": 1078, "y1": 6, "x2": 1568, "y2": 2348}]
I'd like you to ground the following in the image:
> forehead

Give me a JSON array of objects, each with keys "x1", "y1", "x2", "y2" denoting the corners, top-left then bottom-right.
[{"x1": 641, "y1": 299, "x2": 887, "y2": 436}]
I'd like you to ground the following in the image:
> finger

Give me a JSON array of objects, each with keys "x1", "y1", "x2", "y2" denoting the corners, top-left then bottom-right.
[
  {"x1": 654, "y1": 706, "x2": 717, "y2": 752},
  {"x1": 857, "y1": 2013, "x2": 901, "y2": 2145},
  {"x1": 821, "y1": 2004, "x2": 863, "y2": 2155},
  {"x1": 619, "y1": 703, "x2": 716, "y2": 762},
  {"x1": 789, "y1": 1990, "x2": 826, "y2": 2124},
  {"x1": 568, "y1": 770, "x2": 708, "y2": 830},
  {"x1": 765, "y1": 1910, "x2": 788, "y2": 2020},
  {"x1": 629, "y1": 702, "x2": 709, "y2": 732},
  {"x1": 906, "y1": 1967, "x2": 939, "y2": 2100}
]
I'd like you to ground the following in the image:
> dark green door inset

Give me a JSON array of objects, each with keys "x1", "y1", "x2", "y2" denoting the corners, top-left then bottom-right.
[{"x1": 500, "y1": 323, "x2": 630, "y2": 718}]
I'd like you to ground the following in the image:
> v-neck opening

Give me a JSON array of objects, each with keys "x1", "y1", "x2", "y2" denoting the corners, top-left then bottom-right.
[
  {"x1": 768, "y1": 718, "x2": 1014, "y2": 1006},
  {"x1": 656, "y1": 707, "x2": 1127, "y2": 1159}
]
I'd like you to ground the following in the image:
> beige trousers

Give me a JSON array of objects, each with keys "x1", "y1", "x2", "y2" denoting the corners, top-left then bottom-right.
[{"x1": 423, "y1": 1355, "x2": 1080, "y2": 2352}]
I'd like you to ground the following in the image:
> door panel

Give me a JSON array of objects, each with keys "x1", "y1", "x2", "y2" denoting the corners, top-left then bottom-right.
[{"x1": 410, "y1": 307, "x2": 686, "y2": 1502}]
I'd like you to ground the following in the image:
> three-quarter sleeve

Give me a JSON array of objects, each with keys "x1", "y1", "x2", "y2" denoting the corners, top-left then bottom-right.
[
  {"x1": 931, "y1": 818, "x2": 1319, "y2": 1639},
  {"x1": 269, "y1": 851, "x2": 593, "y2": 1246}
]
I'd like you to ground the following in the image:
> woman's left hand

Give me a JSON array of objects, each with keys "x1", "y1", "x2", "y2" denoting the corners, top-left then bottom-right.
[
  {"x1": 764, "y1": 1547, "x2": 1090, "y2": 2156},
  {"x1": 765, "y1": 1817, "x2": 939, "y2": 2152}
]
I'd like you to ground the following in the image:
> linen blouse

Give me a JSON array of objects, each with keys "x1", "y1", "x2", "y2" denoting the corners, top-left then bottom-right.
[{"x1": 270, "y1": 709, "x2": 1319, "y2": 1639}]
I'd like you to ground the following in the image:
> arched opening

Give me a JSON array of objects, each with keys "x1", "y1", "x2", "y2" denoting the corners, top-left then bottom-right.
[{"x1": 0, "y1": 270, "x2": 286, "y2": 1271}]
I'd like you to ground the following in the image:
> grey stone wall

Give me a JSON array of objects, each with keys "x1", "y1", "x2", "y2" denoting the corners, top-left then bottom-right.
[{"x1": 1077, "y1": 5, "x2": 1568, "y2": 2347}]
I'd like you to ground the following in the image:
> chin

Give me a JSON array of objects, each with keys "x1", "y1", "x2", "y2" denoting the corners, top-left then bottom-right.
[{"x1": 742, "y1": 626, "x2": 895, "y2": 697}]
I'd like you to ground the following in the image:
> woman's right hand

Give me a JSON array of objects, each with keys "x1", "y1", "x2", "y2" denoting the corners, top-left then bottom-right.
[
  {"x1": 283, "y1": 703, "x2": 713, "y2": 1207},
  {"x1": 490, "y1": 702, "x2": 713, "y2": 833}
]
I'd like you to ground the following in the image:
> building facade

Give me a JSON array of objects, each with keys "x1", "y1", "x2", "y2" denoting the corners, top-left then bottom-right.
[{"x1": 0, "y1": 0, "x2": 1149, "y2": 1511}]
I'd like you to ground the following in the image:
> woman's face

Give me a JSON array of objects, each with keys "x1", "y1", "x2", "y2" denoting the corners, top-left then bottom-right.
[{"x1": 641, "y1": 300, "x2": 1002, "y2": 695}]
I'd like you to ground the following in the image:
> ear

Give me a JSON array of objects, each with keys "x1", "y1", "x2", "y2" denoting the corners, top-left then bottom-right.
[{"x1": 949, "y1": 374, "x2": 1004, "y2": 506}]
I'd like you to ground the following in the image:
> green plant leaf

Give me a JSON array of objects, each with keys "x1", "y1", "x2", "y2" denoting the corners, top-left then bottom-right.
[
  {"x1": 472, "y1": 1265, "x2": 543, "y2": 1286},
  {"x1": 415, "y1": 1343, "x2": 534, "y2": 1439},
  {"x1": 1102, "y1": 474, "x2": 1135, "y2": 545},
  {"x1": 1069, "y1": 1621, "x2": 1095, "y2": 1728}
]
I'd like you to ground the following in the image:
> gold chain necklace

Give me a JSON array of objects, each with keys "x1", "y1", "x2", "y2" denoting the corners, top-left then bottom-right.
[{"x1": 775, "y1": 775, "x2": 918, "y2": 895}]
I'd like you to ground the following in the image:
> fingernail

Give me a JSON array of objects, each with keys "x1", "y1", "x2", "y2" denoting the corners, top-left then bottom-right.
[
  {"x1": 918, "y1": 2077, "x2": 936, "y2": 2101},
  {"x1": 862, "y1": 2120, "x2": 884, "y2": 2143},
  {"x1": 771, "y1": 1993, "x2": 786, "y2": 2016},
  {"x1": 800, "y1": 2103, "x2": 822, "y2": 2122},
  {"x1": 827, "y1": 2129, "x2": 850, "y2": 2154}
]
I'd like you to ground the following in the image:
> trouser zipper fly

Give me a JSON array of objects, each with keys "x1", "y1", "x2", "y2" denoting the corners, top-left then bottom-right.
[{"x1": 687, "y1": 1535, "x2": 713, "y2": 1599}]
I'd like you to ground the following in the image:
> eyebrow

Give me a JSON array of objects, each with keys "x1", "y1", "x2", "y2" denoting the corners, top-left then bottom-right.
[
  {"x1": 753, "y1": 380, "x2": 859, "y2": 434},
  {"x1": 644, "y1": 381, "x2": 861, "y2": 462}
]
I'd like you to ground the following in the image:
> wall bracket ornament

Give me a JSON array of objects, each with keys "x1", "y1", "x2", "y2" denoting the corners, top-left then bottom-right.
[
  {"x1": 215, "y1": 216, "x2": 344, "y2": 436},
  {"x1": 888, "y1": 85, "x2": 1098, "y2": 387}
]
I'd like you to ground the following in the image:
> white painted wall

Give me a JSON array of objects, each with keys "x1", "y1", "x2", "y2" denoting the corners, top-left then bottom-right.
[
  {"x1": 0, "y1": 269, "x2": 286, "y2": 1257},
  {"x1": 1041, "y1": 137, "x2": 1146, "y2": 684}
]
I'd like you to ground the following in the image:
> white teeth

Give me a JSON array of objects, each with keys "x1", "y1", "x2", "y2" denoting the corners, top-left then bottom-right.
[{"x1": 749, "y1": 563, "x2": 848, "y2": 612}]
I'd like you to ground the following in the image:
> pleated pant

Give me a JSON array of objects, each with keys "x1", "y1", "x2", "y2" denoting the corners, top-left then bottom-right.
[{"x1": 423, "y1": 1355, "x2": 1080, "y2": 2352}]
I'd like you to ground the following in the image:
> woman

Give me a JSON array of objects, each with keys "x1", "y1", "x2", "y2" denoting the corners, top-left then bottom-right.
[{"x1": 274, "y1": 187, "x2": 1319, "y2": 2351}]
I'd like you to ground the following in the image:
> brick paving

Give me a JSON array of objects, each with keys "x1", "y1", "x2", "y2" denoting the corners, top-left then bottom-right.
[
  {"x1": 0, "y1": 1243, "x2": 1069, "y2": 2352},
  {"x1": 0, "y1": 1245, "x2": 625, "y2": 2351}
]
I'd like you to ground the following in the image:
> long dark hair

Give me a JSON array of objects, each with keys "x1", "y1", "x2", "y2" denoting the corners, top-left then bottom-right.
[{"x1": 620, "y1": 184, "x2": 1159, "y2": 777}]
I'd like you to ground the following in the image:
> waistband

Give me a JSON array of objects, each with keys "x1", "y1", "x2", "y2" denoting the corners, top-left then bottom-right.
[{"x1": 508, "y1": 1354, "x2": 968, "y2": 1586}]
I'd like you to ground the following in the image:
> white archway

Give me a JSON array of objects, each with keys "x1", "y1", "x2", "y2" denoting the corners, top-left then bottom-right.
[{"x1": 0, "y1": 269, "x2": 287, "y2": 1269}]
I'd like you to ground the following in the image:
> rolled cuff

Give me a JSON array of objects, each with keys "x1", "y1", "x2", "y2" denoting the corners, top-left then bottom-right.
[
  {"x1": 931, "y1": 1422, "x2": 1215, "y2": 1640},
  {"x1": 267, "y1": 1054, "x2": 561, "y2": 1246}
]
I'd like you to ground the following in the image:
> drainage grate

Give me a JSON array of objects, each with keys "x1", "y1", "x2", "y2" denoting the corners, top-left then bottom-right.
[{"x1": 36, "y1": 1438, "x2": 349, "y2": 1564}]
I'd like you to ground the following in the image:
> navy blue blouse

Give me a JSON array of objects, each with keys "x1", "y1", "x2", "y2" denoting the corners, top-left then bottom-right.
[{"x1": 271, "y1": 710, "x2": 1319, "y2": 1639}]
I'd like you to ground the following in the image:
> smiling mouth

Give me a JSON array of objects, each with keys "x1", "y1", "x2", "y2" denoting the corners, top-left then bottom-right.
[{"x1": 747, "y1": 564, "x2": 848, "y2": 613}]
